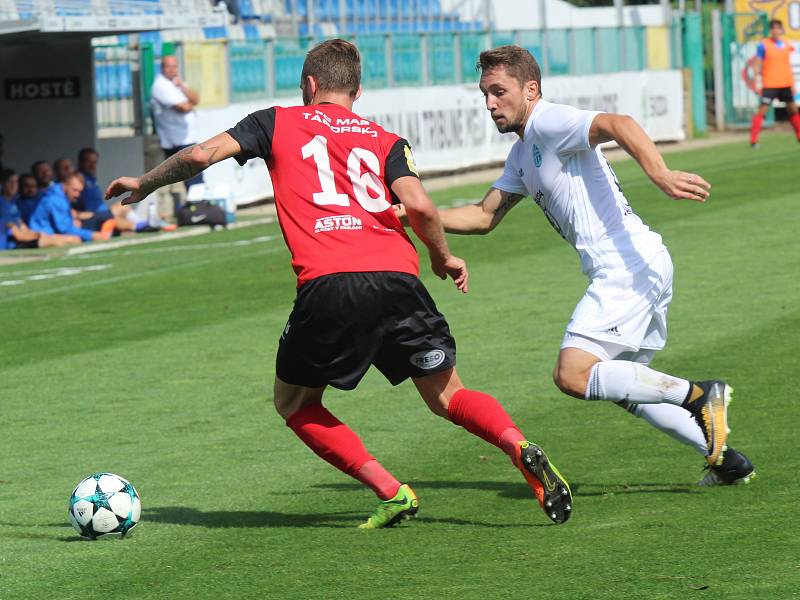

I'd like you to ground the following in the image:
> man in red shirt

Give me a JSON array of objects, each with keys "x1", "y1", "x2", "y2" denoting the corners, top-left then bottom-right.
[
  {"x1": 750, "y1": 19, "x2": 800, "y2": 147},
  {"x1": 106, "y1": 39, "x2": 573, "y2": 528}
]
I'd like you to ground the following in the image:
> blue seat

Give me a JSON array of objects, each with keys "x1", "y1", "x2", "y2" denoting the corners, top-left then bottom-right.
[
  {"x1": 239, "y1": 0, "x2": 256, "y2": 18},
  {"x1": 139, "y1": 31, "x2": 162, "y2": 44},
  {"x1": 206, "y1": 26, "x2": 228, "y2": 38},
  {"x1": 243, "y1": 23, "x2": 260, "y2": 38}
]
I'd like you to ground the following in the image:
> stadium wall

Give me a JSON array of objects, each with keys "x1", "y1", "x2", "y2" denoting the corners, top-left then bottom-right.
[
  {"x1": 490, "y1": 0, "x2": 670, "y2": 31},
  {"x1": 0, "y1": 39, "x2": 96, "y2": 173},
  {"x1": 194, "y1": 69, "x2": 685, "y2": 206}
]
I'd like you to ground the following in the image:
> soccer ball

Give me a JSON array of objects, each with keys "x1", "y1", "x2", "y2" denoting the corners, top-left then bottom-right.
[{"x1": 67, "y1": 473, "x2": 141, "y2": 540}]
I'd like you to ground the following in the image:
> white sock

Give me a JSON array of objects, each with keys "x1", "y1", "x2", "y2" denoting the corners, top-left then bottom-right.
[
  {"x1": 621, "y1": 402, "x2": 708, "y2": 455},
  {"x1": 585, "y1": 360, "x2": 690, "y2": 405}
]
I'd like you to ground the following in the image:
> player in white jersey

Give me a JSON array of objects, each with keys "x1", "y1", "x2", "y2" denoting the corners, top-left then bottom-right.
[{"x1": 413, "y1": 46, "x2": 755, "y2": 485}]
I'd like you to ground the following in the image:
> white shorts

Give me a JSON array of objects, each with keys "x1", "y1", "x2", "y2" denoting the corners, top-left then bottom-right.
[{"x1": 561, "y1": 249, "x2": 673, "y2": 361}]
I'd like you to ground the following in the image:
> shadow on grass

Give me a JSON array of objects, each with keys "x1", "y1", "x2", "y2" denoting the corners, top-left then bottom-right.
[
  {"x1": 571, "y1": 482, "x2": 700, "y2": 497},
  {"x1": 144, "y1": 505, "x2": 546, "y2": 529},
  {"x1": 312, "y1": 480, "x2": 697, "y2": 497},
  {"x1": 145, "y1": 506, "x2": 361, "y2": 528}
]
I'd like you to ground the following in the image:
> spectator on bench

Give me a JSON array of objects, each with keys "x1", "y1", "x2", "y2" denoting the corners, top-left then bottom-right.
[
  {"x1": 15, "y1": 173, "x2": 40, "y2": 225},
  {"x1": 76, "y1": 148, "x2": 174, "y2": 233},
  {"x1": 32, "y1": 160, "x2": 55, "y2": 194},
  {"x1": 53, "y1": 157, "x2": 75, "y2": 183},
  {"x1": 29, "y1": 172, "x2": 112, "y2": 243},
  {"x1": 1, "y1": 169, "x2": 80, "y2": 249}
]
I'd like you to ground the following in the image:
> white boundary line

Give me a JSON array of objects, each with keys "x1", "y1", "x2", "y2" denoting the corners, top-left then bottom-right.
[
  {"x1": 65, "y1": 216, "x2": 276, "y2": 256},
  {"x1": 0, "y1": 246, "x2": 283, "y2": 304}
]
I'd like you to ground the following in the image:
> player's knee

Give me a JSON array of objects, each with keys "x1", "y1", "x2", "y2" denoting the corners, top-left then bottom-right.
[
  {"x1": 552, "y1": 365, "x2": 589, "y2": 399},
  {"x1": 272, "y1": 394, "x2": 294, "y2": 420},
  {"x1": 425, "y1": 396, "x2": 450, "y2": 419}
]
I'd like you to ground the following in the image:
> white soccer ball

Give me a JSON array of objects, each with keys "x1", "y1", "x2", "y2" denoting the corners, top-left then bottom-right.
[{"x1": 67, "y1": 473, "x2": 141, "y2": 540}]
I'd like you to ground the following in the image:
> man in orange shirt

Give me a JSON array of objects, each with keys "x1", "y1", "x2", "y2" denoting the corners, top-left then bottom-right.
[{"x1": 750, "y1": 19, "x2": 800, "y2": 147}]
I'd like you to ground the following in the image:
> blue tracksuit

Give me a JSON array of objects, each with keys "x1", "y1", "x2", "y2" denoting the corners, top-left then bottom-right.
[
  {"x1": 29, "y1": 184, "x2": 94, "y2": 242},
  {"x1": 76, "y1": 171, "x2": 108, "y2": 214}
]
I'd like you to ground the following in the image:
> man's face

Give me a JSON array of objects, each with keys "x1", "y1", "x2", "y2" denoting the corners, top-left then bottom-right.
[
  {"x1": 54, "y1": 159, "x2": 74, "y2": 182},
  {"x1": 770, "y1": 23, "x2": 784, "y2": 39},
  {"x1": 479, "y1": 66, "x2": 536, "y2": 135},
  {"x1": 2, "y1": 174, "x2": 18, "y2": 198},
  {"x1": 79, "y1": 152, "x2": 98, "y2": 176},
  {"x1": 20, "y1": 176, "x2": 37, "y2": 198},
  {"x1": 63, "y1": 178, "x2": 84, "y2": 202},
  {"x1": 162, "y1": 56, "x2": 179, "y2": 81},
  {"x1": 34, "y1": 163, "x2": 53, "y2": 187}
]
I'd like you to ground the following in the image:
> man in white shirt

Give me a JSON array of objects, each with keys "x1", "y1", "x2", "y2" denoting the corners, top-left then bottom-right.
[
  {"x1": 410, "y1": 46, "x2": 755, "y2": 486},
  {"x1": 150, "y1": 55, "x2": 203, "y2": 188}
]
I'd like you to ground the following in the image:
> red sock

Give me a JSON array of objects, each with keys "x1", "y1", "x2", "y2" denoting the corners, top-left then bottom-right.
[
  {"x1": 287, "y1": 402, "x2": 378, "y2": 479},
  {"x1": 447, "y1": 389, "x2": 525, "y2": 459},
  {"x1": 750, "y1": 113, "x2": 764, "y2": 144},
  {"x1": 790, "y1": 113, "x2": 800, "y2": 139},
  {"x1": 355, "y1": 460, "x2": 401, "y2": 500}
]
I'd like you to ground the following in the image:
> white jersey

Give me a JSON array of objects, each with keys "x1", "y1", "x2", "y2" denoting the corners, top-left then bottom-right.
[{"x1": 493, "y1": 100, "x2": 666, "y2": 278}]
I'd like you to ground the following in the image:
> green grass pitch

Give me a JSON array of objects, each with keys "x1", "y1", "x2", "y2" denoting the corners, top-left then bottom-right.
[{"x1": 1, "y1": 133, "x2": 798, "y2": 599}]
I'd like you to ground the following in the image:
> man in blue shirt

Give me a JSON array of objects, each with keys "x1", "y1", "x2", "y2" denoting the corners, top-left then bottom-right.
[
  {"x1": 76, "y1": 147, "x2": 165, "y2": 233},
  {"x1": 32, "y1": 160, "x2": 54, "y2": 194},
  {"x1": 29, "y1": 173, "x2": 111, "y2": 243},
  {"x1": 1, "y1": 169, "x2": 80, "y2": 249},
  {"x1": 75, "y1": 148, "x2": 117, "y2": 232},
  {"x1": 15, "y1": 174, "x2": 40, "y2": 225}
]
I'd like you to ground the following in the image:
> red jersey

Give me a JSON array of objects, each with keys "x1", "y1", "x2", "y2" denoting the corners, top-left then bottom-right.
[{"x1": 228, "y1": 103, "x2": 420, "y2": 287}]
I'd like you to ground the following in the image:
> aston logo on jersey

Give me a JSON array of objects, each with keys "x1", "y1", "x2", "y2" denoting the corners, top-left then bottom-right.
[{"x1": 314, "y1": 215, "x2": 363, "y2": 233}]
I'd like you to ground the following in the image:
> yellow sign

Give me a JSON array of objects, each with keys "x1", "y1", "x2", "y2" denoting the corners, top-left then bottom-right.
[
  {"x1": 182, "y1": 41, "x2": 229, "y2": 108},
  {"x1": 736, "y1": 0, "x2": 800, "y2": 40},
  {"x1": 404, "y1": 144, "x2": 419, "y2": 177}
]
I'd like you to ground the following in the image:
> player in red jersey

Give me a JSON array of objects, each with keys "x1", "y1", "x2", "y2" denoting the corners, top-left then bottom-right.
[{"x1": 106, "y1": 39, "x2": 572, "y2": 527}]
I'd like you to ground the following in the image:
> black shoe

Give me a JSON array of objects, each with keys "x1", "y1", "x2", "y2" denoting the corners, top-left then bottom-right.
[
  {"x1": 516, "y1": 442, "x2": 573, "y2": 524},
  {"x1": 684, "y1": 380, "x2": 731, "y2": 466},
  {"x1": 698, "y1": 447, "x2": 755, "y2": 486}
]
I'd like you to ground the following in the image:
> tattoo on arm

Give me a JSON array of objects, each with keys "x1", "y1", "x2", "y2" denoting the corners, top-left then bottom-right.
[
  {"x1": 138, "y1": 143, "x2": 221, "y2": 194},
  {"x1": 492, "y1": 193, "x2": 525, "y2": 222}
]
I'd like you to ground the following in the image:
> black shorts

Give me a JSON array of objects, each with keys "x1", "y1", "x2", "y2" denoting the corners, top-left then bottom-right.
[
  {"x1": 81, "y1": 210, "x2": 113, "y2": 231},
  {"x1": 276, "y1": 271, "x2": 456, "y2": 390},
  {"x1": 760, "y1": 87, "x2": 794, "y2": 105},
  {"x1": 10, "y1": 237, "x2": 38, "y2": 249}
]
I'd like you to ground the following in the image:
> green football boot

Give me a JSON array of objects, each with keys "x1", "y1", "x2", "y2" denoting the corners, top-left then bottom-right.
[{"x1": 358, "y1": 484, "x2": 419, "y2": 529}]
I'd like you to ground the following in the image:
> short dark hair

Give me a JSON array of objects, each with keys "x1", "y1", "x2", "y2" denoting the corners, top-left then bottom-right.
[
  {"x1": 19, "y1": 172, "x2": 36, "y2": 185},
  {"x1": 301, "y1": 39, "x2": 361, "y2": 98},
  {"x1": 31, "y1": 159, "x2": 47, "y2": 173},
  {"x1": 0, "y1": 168, "x2": 15, "y2": 184},
  {"x1": 769, "y1": 19, "x2": 783, "y2": 29},
  {"x1": 477, "y1": 45, "x2": 542, "y2": 94},
  {"x1": 78, "y1": 147, "x2": 97, "y2": 163}
]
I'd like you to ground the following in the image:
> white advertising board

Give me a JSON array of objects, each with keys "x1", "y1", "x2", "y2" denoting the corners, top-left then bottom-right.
[{"x1": 195, "y1": 69, "x2": 685, "y2": 206}]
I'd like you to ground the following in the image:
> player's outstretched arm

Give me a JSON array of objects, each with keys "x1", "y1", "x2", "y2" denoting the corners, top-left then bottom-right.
[
  {"x1": 589, "y1": 113, "x2": 710, "y2": 203},
  {"x1": 391, "y1": 176, "x2": 468, "y2": 293},
  {"x1": 438, "y1": 187, "x2": 526, "y2": 234},
  {"x1": 104, "y1": 132, "x2": 242, "y2": 205}
]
